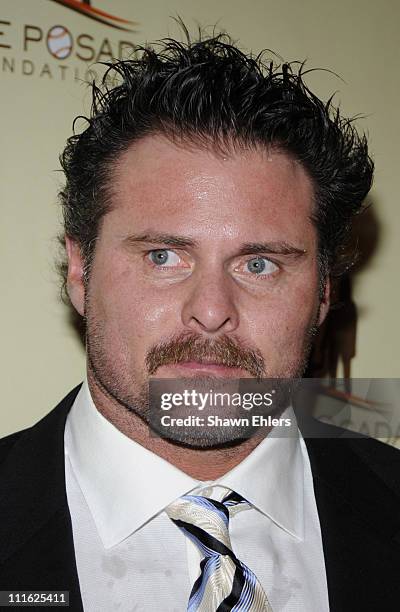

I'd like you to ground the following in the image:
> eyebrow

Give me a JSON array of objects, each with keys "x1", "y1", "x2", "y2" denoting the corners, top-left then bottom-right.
[
  {"x1": 124, "y1": 233, "x2": 199, "y2": 248},
  {"x1": 236, "y1": 242, "x2": 307, "y2": 257},
  {"x1": 124, "y1": 233, "x2": 306, "y2": 257}
]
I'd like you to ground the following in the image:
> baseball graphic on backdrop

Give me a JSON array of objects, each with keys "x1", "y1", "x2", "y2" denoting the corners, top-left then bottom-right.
[{"x1": 46, "y1": 25, "x2": 73, "y2": 60}]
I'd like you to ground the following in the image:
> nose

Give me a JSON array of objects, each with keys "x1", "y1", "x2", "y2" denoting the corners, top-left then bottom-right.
[{"x1": 181, "y1": 269, "x2": 239, "y2": 335}]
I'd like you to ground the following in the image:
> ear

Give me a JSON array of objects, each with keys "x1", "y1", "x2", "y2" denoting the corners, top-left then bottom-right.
[
  {"x1": 65, "y1": 236, "x2": 85, "y2": 317},
  {"x1": 317, "y1": 276, "x2": 331, "y2": 326}
]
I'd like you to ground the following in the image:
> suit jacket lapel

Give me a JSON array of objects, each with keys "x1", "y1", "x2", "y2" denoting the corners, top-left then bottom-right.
[
  {"x1": 304, "y1": 426, "x2": 400, "y2": 611},
  {"x1": 0, "y1": 386, "x2": 83, "y2": 611}
]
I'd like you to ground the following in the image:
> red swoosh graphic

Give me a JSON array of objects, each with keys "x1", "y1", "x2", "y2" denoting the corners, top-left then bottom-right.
[{"x1": 49, "y1": 0, "x2": 139, "y2": 31}]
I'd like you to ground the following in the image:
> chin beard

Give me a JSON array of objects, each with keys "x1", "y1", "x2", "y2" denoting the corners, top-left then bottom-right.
[
  {"x1": 86, "y1": 312, "x2": 318, "y2": 449},
  {"x1": 88, "y1": 355, "x2": 299, "y2": 450}
]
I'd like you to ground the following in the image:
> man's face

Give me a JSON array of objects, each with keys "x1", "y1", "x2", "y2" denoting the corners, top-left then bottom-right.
[{"x1": 67, "y1": 134, "x2": 329, "y2": 442}]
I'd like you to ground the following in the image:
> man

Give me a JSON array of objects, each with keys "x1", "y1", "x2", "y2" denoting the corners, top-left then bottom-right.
[{"x1": 0, "y1": 33, "x2": 399, "y2": 612}]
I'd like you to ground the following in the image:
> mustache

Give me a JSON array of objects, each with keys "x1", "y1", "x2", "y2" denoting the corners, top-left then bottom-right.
[{"x1": 146, "y1": 332, "x2": 266, "y2": 378}]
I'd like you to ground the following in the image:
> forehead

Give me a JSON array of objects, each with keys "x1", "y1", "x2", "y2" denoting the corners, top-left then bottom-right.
[{"x1": 106, "y1": 134, "x2": 316, "y2": 245}]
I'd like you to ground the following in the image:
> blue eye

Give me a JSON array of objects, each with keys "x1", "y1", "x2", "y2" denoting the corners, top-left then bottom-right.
[
  {"x1": 246, "y1": 257, "x2": 277, "y2": 275},
  {"x1": 149, "y1": 249, "x2": 181, "y2": 267}
]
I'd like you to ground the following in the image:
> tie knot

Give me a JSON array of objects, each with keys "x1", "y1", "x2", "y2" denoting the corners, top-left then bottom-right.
[
  {"x1": 165, "y1": 490, "x2": 273, "y2": 611},
  {"x1": 166, "y1": 490, "x2": 249, "y2": 557}
]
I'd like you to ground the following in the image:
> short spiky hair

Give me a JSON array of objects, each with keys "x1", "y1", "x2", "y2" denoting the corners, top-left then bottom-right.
[{"x1": 59, "y1": 31, "x2": 373, "y2": 299}]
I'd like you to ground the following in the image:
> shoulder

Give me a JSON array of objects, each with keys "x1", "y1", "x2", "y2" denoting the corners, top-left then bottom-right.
[
  {"x1": 304, "y1": 417, "x2": 400, "y2": 500},
  {"x1": 343, "y1": 429, "x2": 400, "y2": 493},
  {"x1": 0, "y1": 428, "x2": 30, "y2": 463},
  {"x1": 305, "y1": 415, "x2": 400, "y2": 458},
  {"x1": 0, "y1": 385, "x2": 82, "y2": 470}
]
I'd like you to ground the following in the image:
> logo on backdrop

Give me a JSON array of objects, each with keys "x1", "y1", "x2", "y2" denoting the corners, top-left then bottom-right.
[
  {"x1": 0, "y1": 0, "x2": 139, "y2": 82},
  {"x1": 49, "y1": 0, "x2": 138, "y2": 32}
]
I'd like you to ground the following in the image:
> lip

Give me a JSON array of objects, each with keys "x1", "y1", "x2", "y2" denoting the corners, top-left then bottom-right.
[{"x1": 156, "y1": 361, "x2": 249, "y2": 378}]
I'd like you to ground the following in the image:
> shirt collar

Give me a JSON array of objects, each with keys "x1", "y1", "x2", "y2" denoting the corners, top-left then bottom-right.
[
  {"x1": 65, "y1": 381, "x2": 304, "y2": 548},
  {"x1": 213, "y1": 414, "x2": 305, "y2": 540}
]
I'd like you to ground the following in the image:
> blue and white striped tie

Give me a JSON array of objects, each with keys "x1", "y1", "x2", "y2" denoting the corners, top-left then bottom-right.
[{"x1": 166, "y1": 490, "x2": 273, "y2": 611}]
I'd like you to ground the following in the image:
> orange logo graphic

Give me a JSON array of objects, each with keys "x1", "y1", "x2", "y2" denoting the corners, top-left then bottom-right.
[{"x1": 49, "y1": 0, "x2": 138, "y2": 32}]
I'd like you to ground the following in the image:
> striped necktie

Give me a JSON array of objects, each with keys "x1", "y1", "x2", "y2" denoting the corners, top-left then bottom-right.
[{"x1": 166, "y1": 490, "x2": 273, "y2": 611}]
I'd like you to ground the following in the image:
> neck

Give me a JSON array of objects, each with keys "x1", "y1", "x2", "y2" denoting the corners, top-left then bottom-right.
[{"x1": 87, "y1": 370, "x2": 267, "y2": 481}]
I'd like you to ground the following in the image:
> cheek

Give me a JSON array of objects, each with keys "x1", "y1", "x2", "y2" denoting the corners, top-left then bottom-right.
[
  {"x1": 89, "y1": 264, "x2": 182, "y2": 345},
  {"x1": 242, "y1": 282, "x2": 319, "y2": 350}
]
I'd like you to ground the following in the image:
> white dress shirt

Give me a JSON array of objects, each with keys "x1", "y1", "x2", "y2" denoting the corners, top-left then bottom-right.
[{"x1": 64, "y1": 381, "x2": 329, "y2": 612}]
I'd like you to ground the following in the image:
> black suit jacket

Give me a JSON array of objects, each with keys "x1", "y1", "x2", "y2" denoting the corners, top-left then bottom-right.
[{"x1": 0, "y1": 386, "x2": 399, "y2": 611}]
